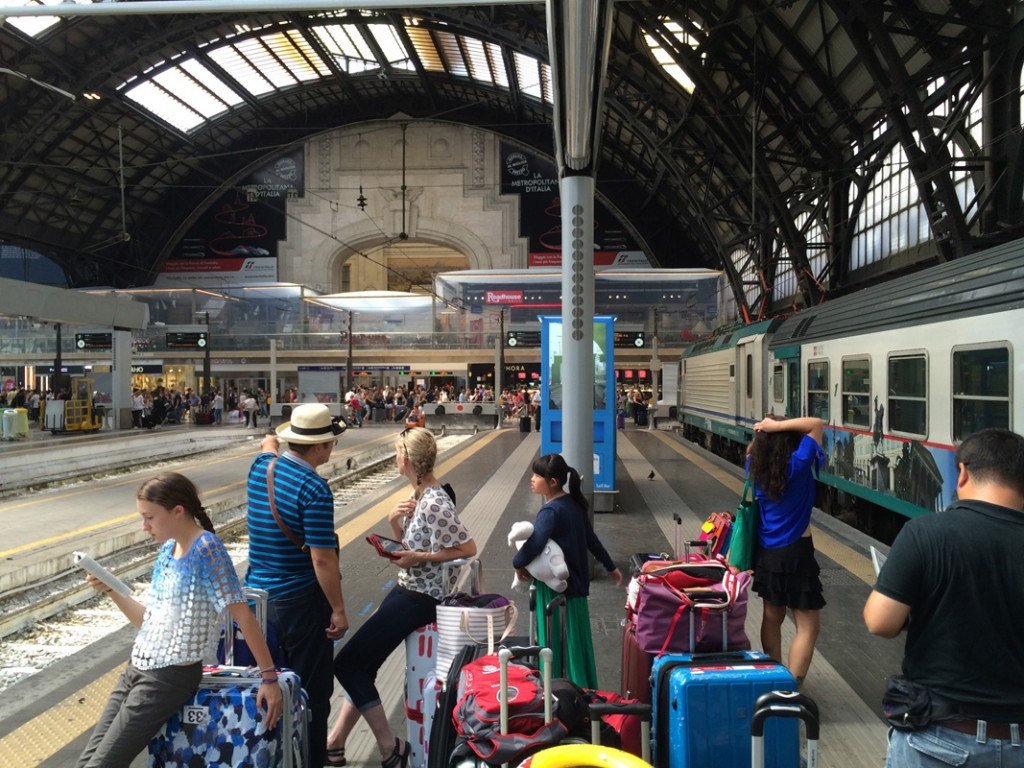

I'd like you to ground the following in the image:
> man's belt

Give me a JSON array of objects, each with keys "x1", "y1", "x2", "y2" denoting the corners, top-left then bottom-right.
[{"x1": 941, "y1": 719, "x2": 1020, "y2": 741}]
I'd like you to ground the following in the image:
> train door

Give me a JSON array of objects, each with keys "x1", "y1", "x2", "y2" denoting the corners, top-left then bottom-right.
[
  {"x1": 771, "y1": 347, "x2": 801, "y2": 418},
  {"x1": 738, "y1": 339, "x2": 758, "y2": 425},
  {"x1": 788, "y1": 360, "x2": 800, "y2": 417}
]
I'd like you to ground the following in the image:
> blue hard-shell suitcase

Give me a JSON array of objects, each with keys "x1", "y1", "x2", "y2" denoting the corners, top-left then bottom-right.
[
  {"x1": 651, "y1": 651, "x2": 799, "y2": 768},
  {"x1": 149, "y1": 666, "x2": 309, "y2": 768}
]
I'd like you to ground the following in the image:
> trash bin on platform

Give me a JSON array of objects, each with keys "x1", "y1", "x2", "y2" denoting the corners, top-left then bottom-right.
[
  {"x1": 12, "y1": 407, "x2": 29, "y2": 438},
  {"x1": 2, "y1": 409, "x2": 17, "y2": 441}
]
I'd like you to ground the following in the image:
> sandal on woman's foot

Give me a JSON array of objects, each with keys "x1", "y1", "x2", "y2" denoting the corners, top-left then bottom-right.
[
  {"x1": 381, "y1": 738, "x2": 410, "y2": 768},
  {"x1": 326, "y1": 747, "x2": 346, "y2": 767}
]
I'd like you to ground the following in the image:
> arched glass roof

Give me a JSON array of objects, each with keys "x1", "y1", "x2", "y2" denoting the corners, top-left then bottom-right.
[
  {"x1": 0, "y1": 0, "x2": 1006, "y2": 319},
  {"x1": 642, "y1": 15, "x2": 702, "y2": 95},
  {"x1": 115, "y1": 15, "x2": 551, "y2": 134}
]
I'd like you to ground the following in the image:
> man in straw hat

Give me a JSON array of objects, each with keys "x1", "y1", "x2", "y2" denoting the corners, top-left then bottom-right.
[{"x1": 246, "y1": 403, "x2": 349, "y2": 768}]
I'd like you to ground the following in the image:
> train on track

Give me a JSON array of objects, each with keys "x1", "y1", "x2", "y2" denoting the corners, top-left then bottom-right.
[{"x1": 676, "y1": 238, "x2": 1023, "y2": 539}]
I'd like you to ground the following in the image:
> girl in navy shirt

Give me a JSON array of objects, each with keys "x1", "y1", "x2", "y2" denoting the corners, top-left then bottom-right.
[
  {"x1": 747, "y1": 416, "x2": 826, "y2": 686},
  {"x1": 513, "y1": 454, "x2": 622, "y2": 688}
]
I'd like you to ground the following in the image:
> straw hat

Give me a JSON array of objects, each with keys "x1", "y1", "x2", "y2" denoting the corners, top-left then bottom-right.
[{"x1": 275, "y1": 403, "x2": 347, "y2": 444}]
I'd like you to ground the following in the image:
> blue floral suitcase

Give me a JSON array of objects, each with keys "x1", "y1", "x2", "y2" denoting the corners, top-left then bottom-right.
[
  {"x1": 651, "y1": 651, "x2": 799, "y2": 768},
  {"x1": 149, "y1": 666, "x2": 308, "y2": 768}
]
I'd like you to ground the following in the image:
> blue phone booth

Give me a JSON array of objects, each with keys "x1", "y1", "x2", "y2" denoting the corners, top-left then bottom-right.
[{"x1": 540, "y1": 315, "x2": 617, "y2": 494}]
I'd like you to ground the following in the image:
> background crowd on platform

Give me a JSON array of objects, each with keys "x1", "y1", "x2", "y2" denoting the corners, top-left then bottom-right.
[{"x1": 342, "y1": 384, "x2": 497, "y2": 426}]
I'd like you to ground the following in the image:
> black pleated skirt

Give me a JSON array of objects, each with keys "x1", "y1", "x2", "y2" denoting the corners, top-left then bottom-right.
[{"x1": 752, "y1": 536, "x2": 826, "y2": 611}]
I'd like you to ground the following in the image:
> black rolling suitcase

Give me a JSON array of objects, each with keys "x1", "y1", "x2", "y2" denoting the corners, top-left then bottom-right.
[
  {"x1": 636, "y1": 407, "x2": 649, "y2": 427},
  {"x1": 751, "y1": 690, "x2": 820, "y2": 768},
  {"x1": 519, "y1": 415, "x2": 531, "y2": 433}
]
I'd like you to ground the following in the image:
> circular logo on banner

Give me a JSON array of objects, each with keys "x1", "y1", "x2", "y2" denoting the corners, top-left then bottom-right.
[
  {"x1": 274, "y1": 157, "x2": 298, "y2": 181},
  {"x1": 508, "y1": 336, "x2": 518, "y2": 347},
  {"x1": 634, "y1": 337, "x2": 645, "y2": 348},
  {"x1": 506, "y1": 152, "x2": 529, "y2": 176},
  {"x1": 197, "y1": 337, "x2": 208, "y2": 348},
  {"x1": 77, "y1": 339, "x2": 86, "y2": 349}
]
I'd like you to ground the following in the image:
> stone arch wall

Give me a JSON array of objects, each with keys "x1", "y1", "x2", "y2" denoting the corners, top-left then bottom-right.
[{"x1": 279, "y1": 121, "x2": 526, "y2": 293}]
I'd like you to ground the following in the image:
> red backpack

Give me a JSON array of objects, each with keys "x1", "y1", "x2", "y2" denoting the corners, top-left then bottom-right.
[{"x1": 453, "y1": 655, "x2": 569, "y2": 763}]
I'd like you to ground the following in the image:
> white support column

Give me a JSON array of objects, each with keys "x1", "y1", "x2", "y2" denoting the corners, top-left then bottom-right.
[
  {"x1": 269, "y1": 338, "x2": 278, "y2": 404},
  {"x1": 559, "y1": 174, "x2": 595, "y2": 492},
  {"x1": 111, "y1": 330, "x2": 132, "y2": 430},
  {"x1": 494, "y1": 334, "x2": 503, "y2": 429}
]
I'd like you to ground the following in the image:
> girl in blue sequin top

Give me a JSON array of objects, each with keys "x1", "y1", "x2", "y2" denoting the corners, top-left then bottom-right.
[{"x1": 76, "y1": 472, "x2": 282, "y2": 768}]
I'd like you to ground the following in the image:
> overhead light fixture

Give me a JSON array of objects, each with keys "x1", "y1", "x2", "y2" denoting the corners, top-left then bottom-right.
[{"x1": 356, "y1": 185, "x2": 367, "y2": 211}]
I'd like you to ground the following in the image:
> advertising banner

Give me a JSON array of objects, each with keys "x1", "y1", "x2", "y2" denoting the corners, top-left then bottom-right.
[
  {"x1": 159, "y1": 148, "x2": 304, "y2": 285},
  {"x1": 499, "y1": 143, "x2": 648, "y2": 269},
  {"x1": 485, "y1": 289, "x2": 524, "y2": 304},
  {"x1": 540, "y1": 315, "x2": 616, "y2": 492}
]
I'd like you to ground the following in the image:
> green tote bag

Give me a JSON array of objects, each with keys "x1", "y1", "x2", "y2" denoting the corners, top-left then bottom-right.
[{"x1": 727, "y1": 480, "x2": 758, "y2": 572}]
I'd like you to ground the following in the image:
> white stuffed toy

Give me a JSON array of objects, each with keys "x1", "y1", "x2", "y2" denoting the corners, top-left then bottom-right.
[{"x1": 507, "y1": 521, "x2": 570, "y2": 593}]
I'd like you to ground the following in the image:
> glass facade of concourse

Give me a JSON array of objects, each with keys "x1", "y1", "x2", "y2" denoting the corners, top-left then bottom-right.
[{"x1": 0, "y1": 270, "x2": 722, "y2": 356}]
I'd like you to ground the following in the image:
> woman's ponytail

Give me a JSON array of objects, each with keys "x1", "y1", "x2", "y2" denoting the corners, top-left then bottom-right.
[
  {"x1": 566, "y1": 466, "x2": 589, "y2": 512},
  {"x1": 194, "y1": 508, "x2": 216, "y2": 534}
]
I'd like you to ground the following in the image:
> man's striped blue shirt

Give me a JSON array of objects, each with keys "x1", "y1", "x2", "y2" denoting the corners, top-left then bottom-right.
[{"x1": 245, "y1": 451, "x2": 337, "y2": 598}]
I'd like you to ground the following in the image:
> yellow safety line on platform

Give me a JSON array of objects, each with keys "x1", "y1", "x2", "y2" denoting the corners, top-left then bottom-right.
[
  {"x1": 651, "y1": 431, "x2": 876, "y2": 586},
  {"x1": 0, "y1": 429, "x2": 502, "y2": 766},
  {"x1": 0, "y1": 665, "x2": 122, "y2": 766},
  {"x1": 0, "y1": 513, "x2": 140, "y2": 559},
  {"x1": 0, "y1": 434, "x2": 399, "y2": 559},
  {"x1": 0, "y1": 448, "x2": 262, "y2": 514},
  {"x1": 0, "y1": 451, "x2": 258, "y2": 559}
]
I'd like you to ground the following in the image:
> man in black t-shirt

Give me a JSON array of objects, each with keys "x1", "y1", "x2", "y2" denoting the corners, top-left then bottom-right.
[{"x1": 864, "y1": 428, "x2": 1024, "y2": 767}]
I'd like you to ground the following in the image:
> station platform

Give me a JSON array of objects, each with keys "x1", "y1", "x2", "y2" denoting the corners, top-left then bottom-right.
[{"x1": 0, "y1": 425, "x2": 898, "y2": 767}]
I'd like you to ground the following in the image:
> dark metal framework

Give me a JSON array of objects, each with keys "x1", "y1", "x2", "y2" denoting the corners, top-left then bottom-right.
[{"x1": 0, "y1": 1, "x2": 1020, "y2": 319}]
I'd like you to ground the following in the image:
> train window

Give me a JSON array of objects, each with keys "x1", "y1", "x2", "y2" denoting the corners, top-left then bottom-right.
[
  {"x1": 807, "y1": 361, "x2": 829, "y2": 420},
  {"x1": 746, "y1": 354, "x2": 753, "y2": 399},
  {"x1": 888, "y1": 355, "x2": 927, "y2": 437},
  {"x1": 773, "y1": 363, "x2": 785, "y2": 403},
  {"x1": 842, "y1": 357, "x2": 871, "y2": 428},
  {"x1": 952, "y1": 346, "x2": 1010, "y2": 440}
]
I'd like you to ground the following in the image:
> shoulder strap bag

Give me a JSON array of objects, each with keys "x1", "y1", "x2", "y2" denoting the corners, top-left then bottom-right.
[
  {"x1": 265, "y1": 457, "x2": 340, "y2": 553},
  {"x1": 726, "y1": 480, "x2": 757, "y2": 572},
  {"x1": 266, "y1": 458, "x2": 310, "y2": 553}
]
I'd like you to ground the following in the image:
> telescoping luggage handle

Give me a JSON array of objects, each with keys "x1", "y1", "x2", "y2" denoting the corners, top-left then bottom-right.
[
  {"x1": 443, "y1": 557, "x2": 482, "y2": 596},
  {"x1": 587, "y1": 701, "x2": 652, "y2": 764},
  {"x1": 545, "y1": 595, "x2": 568, "y2": 678},
  {"x1": 498, "y1": 646, "x2": 553, "y2": 768},
  {"x1": 672, "y1": 512, "x2": 712, "y2": 562},
  {"x1": 221, "y1": 586, "x2": 270, "y2": 666},
  {"x1": 750, "y1": 690, "x2": 819, "y2": 768}
]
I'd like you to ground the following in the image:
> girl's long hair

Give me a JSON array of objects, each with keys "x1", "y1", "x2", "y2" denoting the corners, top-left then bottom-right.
[
  {"x1": 532, "y1": 453, "x2": 588, "y2": 512},
  {"x1": 747, "y1": 416, "x2": 805, "y2": 500},
  {"x1": 137, "y1": 472, "x2": 215, "y2": 533}
]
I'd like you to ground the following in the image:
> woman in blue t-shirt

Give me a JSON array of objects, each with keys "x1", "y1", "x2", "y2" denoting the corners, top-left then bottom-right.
[{"x1": 747, "y1": 416, "x2": 826, "y2": 686}]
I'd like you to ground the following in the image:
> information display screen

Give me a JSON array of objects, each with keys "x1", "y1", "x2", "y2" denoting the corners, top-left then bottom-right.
[
  {"x1": 507, "y1": 330, "x2": 541, "y2": 348},
  {"x1": 166, "y1": 332, "x2": 208, "y2": 349},
  {"x1": 75, "y1": 333, "x2": 112, "y2": 350}
]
